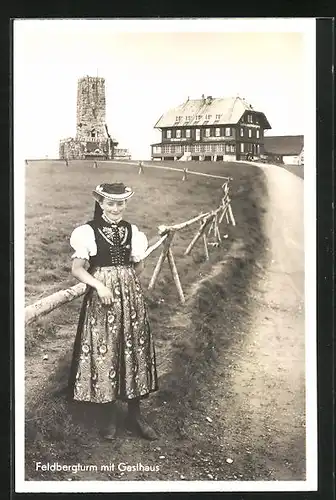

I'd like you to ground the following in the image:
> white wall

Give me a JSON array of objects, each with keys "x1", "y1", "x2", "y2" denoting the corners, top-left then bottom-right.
[{"x1": 283, "y1": 155, "x2": 300, "y2": 165}]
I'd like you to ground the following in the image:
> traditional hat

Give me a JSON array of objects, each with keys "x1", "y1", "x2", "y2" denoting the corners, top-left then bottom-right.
[{"x1": 92, "y1": 182, "x2": 134, "y2": 202}]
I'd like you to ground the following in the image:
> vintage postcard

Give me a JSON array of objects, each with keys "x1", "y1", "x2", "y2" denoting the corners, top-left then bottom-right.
[{"x1": 14, "y1": 18, "x2": 317, "y2": 493}]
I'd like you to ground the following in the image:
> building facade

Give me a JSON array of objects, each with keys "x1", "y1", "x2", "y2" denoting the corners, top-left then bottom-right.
[
  {"x1": 59, "y1": 76, "x2": 131, "y2": 161},
  {"x1": 262, "y1": 135, "x2": 304, "y2": 165},
  {"x1": 151, "y1": 95, "x2": 271, "y2": 162}
]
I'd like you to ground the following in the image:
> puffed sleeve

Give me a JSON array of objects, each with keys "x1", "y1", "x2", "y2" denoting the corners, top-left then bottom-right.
[
  {"x1": 130, "y1": 224, "x2": 148, "y2": 262},
  {"x1": 69, "y1": 224, "x2": 97, "y2": 260}
]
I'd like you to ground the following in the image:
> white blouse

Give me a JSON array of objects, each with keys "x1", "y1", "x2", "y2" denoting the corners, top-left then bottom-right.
[{"x1": 70, "y1": 223, "x2": 148, "y2": 263}]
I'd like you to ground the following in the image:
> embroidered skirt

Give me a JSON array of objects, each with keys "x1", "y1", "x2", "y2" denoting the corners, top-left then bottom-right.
[{"x1": 68, "y1": 266, "x2": 158, "y2": 403}]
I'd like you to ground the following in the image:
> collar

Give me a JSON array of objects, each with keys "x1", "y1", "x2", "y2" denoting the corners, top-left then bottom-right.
[{"x1": 101, "y1": 213, "x2": 123, "y2": 225}]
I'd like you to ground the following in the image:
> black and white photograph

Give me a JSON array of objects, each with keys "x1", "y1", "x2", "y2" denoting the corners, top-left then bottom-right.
[{"x1": 14, "y1": 18, "x2": 317, "y2": 493}]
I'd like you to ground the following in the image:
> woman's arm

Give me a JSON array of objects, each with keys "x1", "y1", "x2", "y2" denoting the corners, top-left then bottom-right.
[{"x1": 72, "y1": 258, "x2": 114, "y2": 305}]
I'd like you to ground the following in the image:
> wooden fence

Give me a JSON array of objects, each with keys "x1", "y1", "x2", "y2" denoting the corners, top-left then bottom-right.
[{"x1": 25, "y1": 174, "x2": 235, "y2": 326}]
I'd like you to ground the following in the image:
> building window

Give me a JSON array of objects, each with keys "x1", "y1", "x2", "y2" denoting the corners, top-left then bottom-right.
[
  {"x1": 230, "y1": 145, "x2": 235, "y2": 153},
  {"x1": 206, "y1": 114, "x2": 212, "y2": 120},
  {"x1": 240, "y1": 128, "x2": 244, "y2": 137},
  {"x1": 167, "y1": 130, "x2": 171, "y2": 139},
  {"x1": 256, "y1": 129, "x2": 260, "y2": 138},
  {"x1": 216, "y1": 114, "x2": 221, "y2": 119},
  {"x1": 247, "y1": 114, "x2": 253, "y2": 123},
  {"x1": 205, "y1": 128, "x2": 211, "y2": 137},
  {"x1": 256, "y1": 144, "x2": 260, "y2": 154},
  {"x1": 176, "y1": 129, "x2": 181, "y2": 138},
  {"x1": 225, "y1": 127, "x2": 231, "y2": 136},
  {"x1": 215, "y1": 128, "x2": 220, "y2": 137},
  {"x1": 176, "y1": 145, "x2": 182, "y2": 153},
  {"x1": 225, "y1": 145, "x2": 230, "y2": 153},
  {"x1": 240, "y1": 143, "x2": 244, "y2": 153},
  {"x1": 176, "y1": 116, "x2": 182, "y2": 122},
  {"x1": 205, "y1": 144, "x2": 211, "y2": 152},
  {"x1": 195, "y1": 144, "x2": 201, "y2": 152},
  {"x1": 248, "y1": 129, "x2": 252, "y2": 138},
  {"x1": 196, "y1": 115, "x2": 202, "y2": 120},
  {"x1": 153, "y1": 146, "x2": 162, "y2": 154},
  {"x1": 186, "y1": 129, "x2": 191, "y2": 138}
]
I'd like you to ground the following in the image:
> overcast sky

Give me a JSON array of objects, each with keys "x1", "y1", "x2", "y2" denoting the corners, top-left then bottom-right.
[{"x1": 14, "y1": 19, "x2": 315, "y2": 160}]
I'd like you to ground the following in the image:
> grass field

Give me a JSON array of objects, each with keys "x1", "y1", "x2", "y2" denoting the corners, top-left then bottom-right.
[{"x1": 24, "y1": 159, "x2": 269, "y2": 480}]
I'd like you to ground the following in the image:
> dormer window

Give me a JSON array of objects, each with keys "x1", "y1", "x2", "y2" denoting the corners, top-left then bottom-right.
[
  {"x1": 175, "y1": 116, "x2": 182, "y2": 122},
  {"x1": 176, "y1": 129, "x2": 181, "y2": 138},
  {"x1": 196, "y1": 115, "x2": 202, "y2": 120},
  {"x1": 206, "y1": 114, "x2": 212, "y2": 120},
  {"x1": 216, "y1": 114, "x2": 221, "y2": 119}
]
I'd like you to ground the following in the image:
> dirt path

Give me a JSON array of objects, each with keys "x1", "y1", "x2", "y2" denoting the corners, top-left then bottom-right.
[
  {"x1": 25, "y1": 165, "x2": 306, "y2": 484},
  {"x1": 186, "y1": 165, "x2": 306, "y2": 481}
]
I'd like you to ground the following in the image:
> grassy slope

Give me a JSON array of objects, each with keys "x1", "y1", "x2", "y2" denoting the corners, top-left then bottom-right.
[{"x1": 24, "y1": 160, "x2": 268, "y2": 480}]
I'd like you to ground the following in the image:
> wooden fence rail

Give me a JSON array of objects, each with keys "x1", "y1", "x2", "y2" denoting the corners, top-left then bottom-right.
[{"x1": 25, "y1": 179, "x2": 236, "y2": 324}]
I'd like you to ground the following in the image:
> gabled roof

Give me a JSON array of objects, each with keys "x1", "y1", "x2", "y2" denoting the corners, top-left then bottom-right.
[
  {"x1": 263, "y1": 135, "x2": 304, "y2": 155},
  {"x1": 154, "y1": 96, "x2": 271, "y2": 129}
]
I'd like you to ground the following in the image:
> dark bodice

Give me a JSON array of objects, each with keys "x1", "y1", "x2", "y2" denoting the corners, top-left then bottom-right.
[{"x1": 86, "y1": 217, "x2": 133, "y2": 267}]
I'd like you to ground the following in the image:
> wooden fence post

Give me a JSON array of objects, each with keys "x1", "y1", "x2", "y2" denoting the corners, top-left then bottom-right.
[
  {"x1": 182, "y1": 168, "x2": 188, "y2": 181},
  {"x1": 167, "y1": 248, "x2": 185, "y2": 303},
  {"x1": 185, "y1": 215, "x2": 213, "y2": 255},
  {"x1": 214, "y1": 213, "x2": 221, "y2": 243},
  {"x1": 138, "y1": 162, "x2": 144, "y2": 174},
  {"x1": 203, "y1": 232, "x2": 209, "y2": 260},
  {"x1": 148, "y1": 231, "x2": 174, "y2": 290},
  {"x1": 227, "y1": 204, "x2": 236, "y2": 226}
]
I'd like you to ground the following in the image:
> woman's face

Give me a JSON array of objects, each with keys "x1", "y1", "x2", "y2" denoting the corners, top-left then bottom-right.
[{"x1": 100, "y1": 198, "x2": 127, "y2": 221}]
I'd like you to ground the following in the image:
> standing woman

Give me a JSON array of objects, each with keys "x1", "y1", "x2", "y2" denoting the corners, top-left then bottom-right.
[{"x1": 68, "y1": 182, "x2": 159, "y2": 440}]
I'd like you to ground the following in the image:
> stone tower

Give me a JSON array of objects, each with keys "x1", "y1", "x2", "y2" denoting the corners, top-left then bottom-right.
[
  {"x1": 59, "y1": 75, "x2": 128, "y2": 161},
  {"x1": 76, "y1": 76, "x2": 106, "y2": 141}
]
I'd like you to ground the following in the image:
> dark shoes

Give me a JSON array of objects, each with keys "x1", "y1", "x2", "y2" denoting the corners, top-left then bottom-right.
[
  {"x1": 100, "y1": 404, "x2": 118, "y2": 440},
  {"x1": 101, "y1": 421, "x2": 118, "y2": 440},
  {"x1": 127, "y1": 414, "x2": 159, "y2": 441}
]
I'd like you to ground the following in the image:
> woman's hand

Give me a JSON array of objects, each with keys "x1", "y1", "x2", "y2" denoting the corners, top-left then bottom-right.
[{"x1": 95, "y1": 283, "x2": 114, "y2": 305}]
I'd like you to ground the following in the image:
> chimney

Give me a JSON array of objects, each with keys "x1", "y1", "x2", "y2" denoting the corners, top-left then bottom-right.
[
  {"x1": 201, "y1": 94, "x2": 205, "y2": 100},
  {"x1": 206, "y1": 95, "x2": 213, "y2": 104}
]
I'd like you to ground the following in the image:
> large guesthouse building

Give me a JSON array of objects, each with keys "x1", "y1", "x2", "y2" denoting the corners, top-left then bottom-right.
[{"x1": 151, "y1": 95, "x2": 271, "y2": 161}]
